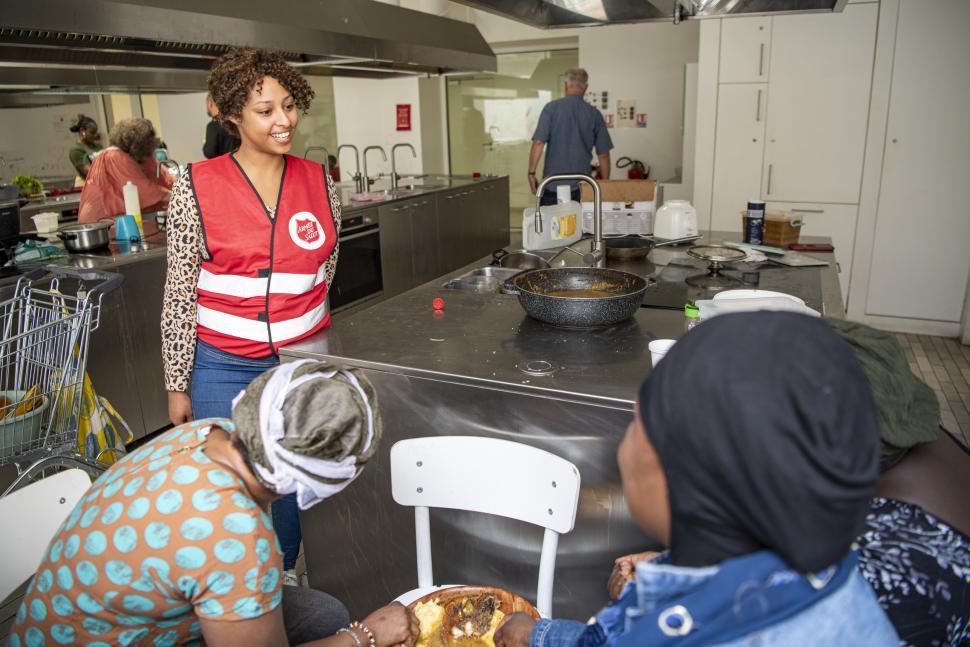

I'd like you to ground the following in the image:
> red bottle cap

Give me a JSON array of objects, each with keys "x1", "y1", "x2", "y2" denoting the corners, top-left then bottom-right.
[{"x1": 472, "y1": 172, "x2": 481, "y2": 178}]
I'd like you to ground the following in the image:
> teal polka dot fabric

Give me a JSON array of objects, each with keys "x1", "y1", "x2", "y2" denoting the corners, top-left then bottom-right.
[{"x1": 10, "y1": 419, "x2": 284, "y2": 645}]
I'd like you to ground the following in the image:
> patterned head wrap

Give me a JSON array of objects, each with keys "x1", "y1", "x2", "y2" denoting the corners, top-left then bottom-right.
[{"x1": 231, "y1": 360, "x2": 381, "y2": 510}]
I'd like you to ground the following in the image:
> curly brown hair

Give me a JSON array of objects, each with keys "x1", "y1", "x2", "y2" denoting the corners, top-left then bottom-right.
[
  {"x1": 109, "y1": 118, "x2": 157, "y2": 162},
  {"x1": 208, "y1": 48, "x2": 315, "y2": 137}
]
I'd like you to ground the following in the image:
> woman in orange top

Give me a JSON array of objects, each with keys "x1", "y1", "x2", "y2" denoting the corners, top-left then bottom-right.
[{"x1": 77, "y1": 117, "x2": 174, "y2": 223}]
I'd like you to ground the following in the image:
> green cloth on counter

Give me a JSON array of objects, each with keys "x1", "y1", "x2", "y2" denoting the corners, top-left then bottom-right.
[
  {"x1": 826, "y1": 317, "x2": 939, "y2": 470},
  {"x1": 13, "y1": 239, "x2": 67, "y2": 264}
]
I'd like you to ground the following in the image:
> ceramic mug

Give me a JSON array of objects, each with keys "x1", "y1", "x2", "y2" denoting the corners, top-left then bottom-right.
[{"x1": 114, "y1": 215, "x2": 141, "y2": 242}]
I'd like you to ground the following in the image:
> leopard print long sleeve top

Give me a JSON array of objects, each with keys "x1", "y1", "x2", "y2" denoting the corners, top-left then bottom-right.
[{"x1": 161, "y1": 169, "x2": 342, "y2": 392}]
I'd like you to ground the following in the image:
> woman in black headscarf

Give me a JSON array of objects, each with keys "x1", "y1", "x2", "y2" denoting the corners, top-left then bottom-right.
[{"x1": 496, "y1": 312, "x2": 898, "y2": 647}]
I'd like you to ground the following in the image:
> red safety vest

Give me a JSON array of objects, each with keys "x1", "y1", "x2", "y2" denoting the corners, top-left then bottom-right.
[{"x1": 190, "y1": 154, "x2": 337, "y2": 358}]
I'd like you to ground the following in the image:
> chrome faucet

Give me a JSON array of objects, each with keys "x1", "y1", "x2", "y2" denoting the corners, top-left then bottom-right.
[
  {"x1": 362, "y1": 146, "x2": 387, "y2": 192},
  {"x1": 534, "y1": 174, "x2": 603, "y2": 268},
  {"x1": 304, "y1": 146, "x2": 331, "y2": 175},
  {"x1": 337, "y1": 144, "x2": 363, "y2": 193},
  {"x1": 390, "y1": 143, "x2": 416, "y2": 190}
]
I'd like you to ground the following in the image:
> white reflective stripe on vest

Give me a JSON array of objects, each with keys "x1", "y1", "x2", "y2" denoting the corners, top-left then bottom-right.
[
  {"x1": 197, "y1": 263, "x2": 327, "y2": 299},
  {"x1": 197, "y1": 299, "x2": 329, "y2": 344}
]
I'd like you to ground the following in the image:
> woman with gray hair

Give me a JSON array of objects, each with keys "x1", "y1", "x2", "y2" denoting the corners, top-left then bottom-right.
[
  {"x1": 10, "y1": 360, "x2": 419, "y2": 647},
  {"x1": 78, "y1": 116, "x2": 173, "y2": 223}
]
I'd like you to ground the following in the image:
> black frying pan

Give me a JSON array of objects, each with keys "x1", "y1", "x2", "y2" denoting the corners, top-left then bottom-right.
[
  {"x1": 605, "y1": 235, "x2": 701, "y2": 261},
  {"x1": 512, "y1": 267, "x2": 651, "y2": 328}
]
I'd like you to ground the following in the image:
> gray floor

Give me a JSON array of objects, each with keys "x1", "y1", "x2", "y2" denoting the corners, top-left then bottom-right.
[{"x1": 895, "y1": 333, "x2": 970, "y2": 446}]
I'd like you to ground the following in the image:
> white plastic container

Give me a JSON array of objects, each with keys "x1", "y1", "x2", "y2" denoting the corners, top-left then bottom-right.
[
  {"x1": 122, "y1": 181, "x2": 141, "y2": 217},
  {"x1": 522, "y1": 200, "x2": 583, "y2": 251},
  {"x1": 653, "y1": 200, "x2": 698, "y2": 239},
  {"x1": 122, "y1": 181, "x2": 144, "y2": 235},
  {"x1": 31, "y1": 212, "x2": 59, "y2": 234}
]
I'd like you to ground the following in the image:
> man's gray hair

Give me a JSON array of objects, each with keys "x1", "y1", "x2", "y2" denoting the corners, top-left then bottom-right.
[{"x1": 565, "y1": 68, "x2": 589, "y2": 89}]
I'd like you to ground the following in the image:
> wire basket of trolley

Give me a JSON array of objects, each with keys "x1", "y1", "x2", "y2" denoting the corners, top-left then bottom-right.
[{"x1": 0, "y1": 266, "x2": 125, "y2": 496}]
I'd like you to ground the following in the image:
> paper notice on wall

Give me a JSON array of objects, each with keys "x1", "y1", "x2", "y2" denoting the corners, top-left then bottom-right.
[
  {"x1": 636, "y1": 113, "x2": 648, "y2": 128},
  {"x1": 616, "y1": 99, "x2": 636, "y2": 128},
  {"x1": 604, "y1": 113, "x2": 614, "y2": 129}
]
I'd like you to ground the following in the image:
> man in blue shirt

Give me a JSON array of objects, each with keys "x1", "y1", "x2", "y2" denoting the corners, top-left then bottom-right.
[{"x1": 529, "y1": 68, "x2": 613, "y2": 205}]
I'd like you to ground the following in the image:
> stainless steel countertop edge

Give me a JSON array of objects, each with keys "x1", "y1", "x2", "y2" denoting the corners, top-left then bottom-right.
[{"x1": 281, "y1": 346, "x2": 637, "y2": 411}]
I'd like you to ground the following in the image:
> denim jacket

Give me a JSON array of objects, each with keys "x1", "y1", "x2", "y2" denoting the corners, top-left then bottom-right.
[{"x1": 530, "y1": 551, "x2": 897, "y2": 647}]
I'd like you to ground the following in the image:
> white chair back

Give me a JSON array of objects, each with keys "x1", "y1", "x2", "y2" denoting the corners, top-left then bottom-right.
[
  {"x1": 0, "y1": 469, "x2": 91, "y2": 600},
  {"x1": 390, "y1": 436, "x2": 581, "y2": 618}
]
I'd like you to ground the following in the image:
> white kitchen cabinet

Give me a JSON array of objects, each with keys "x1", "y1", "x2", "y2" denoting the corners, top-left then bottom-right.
[
  {"x1": 863, "y1": 0, "x2": 970, "y2": 322},
  {"x1": 761, "y1": 4, "x2": 877, "y2": 203},
  {"x1": 718, "y1": 17, "x2": 771, "y2": 83},
  {"x1": 766, "y1": 202, "x2": 858, "y2": 302},
  {"x1": 711, "y1": 84, "x2": 767, "y2": 231}
]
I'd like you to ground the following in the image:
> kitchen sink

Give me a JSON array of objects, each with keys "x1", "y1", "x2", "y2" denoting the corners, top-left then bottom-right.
[
  {"x1": 466, "y1": 267, "x2": 521, "y2": 279},
  {"x1": 441, "y1": 266, "x2": 521, "y2": 293}
]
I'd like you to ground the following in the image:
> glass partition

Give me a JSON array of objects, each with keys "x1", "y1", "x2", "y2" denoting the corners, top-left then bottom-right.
[{"x1": 448, "y1": 49, "x2": 578, "y2": 229}]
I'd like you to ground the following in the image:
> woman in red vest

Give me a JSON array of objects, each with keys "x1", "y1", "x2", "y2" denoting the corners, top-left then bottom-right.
[{"x1": 161, "y1": 49, "x2": 340, "y2": 594}]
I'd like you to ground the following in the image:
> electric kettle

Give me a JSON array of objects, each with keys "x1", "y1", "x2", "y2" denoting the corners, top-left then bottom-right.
[{"x1": 653, "y1": 200, "x2": 698, "y2": 239}]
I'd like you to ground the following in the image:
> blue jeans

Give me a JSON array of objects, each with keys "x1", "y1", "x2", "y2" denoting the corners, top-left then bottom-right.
[{"x1": 191, "y1": 339, "x2": 302, "y2": 570}]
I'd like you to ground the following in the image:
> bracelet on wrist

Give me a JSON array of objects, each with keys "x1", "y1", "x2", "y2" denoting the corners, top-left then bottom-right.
[
  {"x1": 527, "y1": 172, "x2": 536, "y2": 175},
  {"x1": 338, "y1": 628, "x2": 362, "y2": 647},
  {"x1": 350, "y1": 621, "x2": 377, "y2": 647}
]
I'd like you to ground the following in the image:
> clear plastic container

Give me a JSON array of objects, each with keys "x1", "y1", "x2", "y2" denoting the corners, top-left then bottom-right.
[{"x1": 522, "y1": 201, "x2": 583, "y2": 251}]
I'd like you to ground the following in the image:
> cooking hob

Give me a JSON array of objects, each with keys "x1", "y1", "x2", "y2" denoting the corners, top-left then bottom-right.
[{"x1": 642, "y1": 260, "x2": 824, "y2": 313}]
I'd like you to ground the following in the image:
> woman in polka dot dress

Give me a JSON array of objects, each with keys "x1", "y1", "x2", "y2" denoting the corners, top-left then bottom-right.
[{"x1": 10, "y1": 361, "x2": 419, "y2": 647}]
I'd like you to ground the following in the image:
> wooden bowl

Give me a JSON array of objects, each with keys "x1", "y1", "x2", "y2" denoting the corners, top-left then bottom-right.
[{"x1": 408, "y1": 585, "x2": 540, "y2": 619}]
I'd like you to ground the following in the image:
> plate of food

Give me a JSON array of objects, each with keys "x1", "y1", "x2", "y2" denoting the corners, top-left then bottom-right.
[{"x1": 409, "y1": 586, "x2": 540, "y2": 647}]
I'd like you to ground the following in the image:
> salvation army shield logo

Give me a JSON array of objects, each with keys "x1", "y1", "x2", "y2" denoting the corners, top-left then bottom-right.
[{"x1": 288, "y1": 211, "x2": 326, "y2": 250}]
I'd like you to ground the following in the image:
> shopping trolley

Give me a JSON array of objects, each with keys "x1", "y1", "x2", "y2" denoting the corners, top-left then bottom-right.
[{"x1": 0, "y1": 266, "x2": 124, "y2": 496}]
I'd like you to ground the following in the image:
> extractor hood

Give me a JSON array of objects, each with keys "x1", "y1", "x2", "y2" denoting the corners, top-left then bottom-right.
[
  {"x1": 0, "y1": 0, "x2": 496, "y2": 95},
  {"x1": 451, "y1": 0, "x2": 848, "y2": 28}
]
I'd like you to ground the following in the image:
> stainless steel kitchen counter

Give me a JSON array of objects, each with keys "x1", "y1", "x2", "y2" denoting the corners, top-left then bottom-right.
[
  {"x1": 285, "y1": 230, "x2": 843, "y2": 409},
  {"x1": 282, "y1": 230, "x2": 845, "y2": 621},
  {"x1": 336, "y1": 174, "x2": 500, "y2": 216}
]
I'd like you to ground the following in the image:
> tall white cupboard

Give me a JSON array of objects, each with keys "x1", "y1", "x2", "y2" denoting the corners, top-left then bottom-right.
[{"x1": 855, "y1": 0, "x2": 970, "y2": 326}]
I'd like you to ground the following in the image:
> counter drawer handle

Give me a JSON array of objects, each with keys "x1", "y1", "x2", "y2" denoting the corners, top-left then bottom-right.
[{"x1": 790, "y1": 209, "x2": 824, "y2": 214}]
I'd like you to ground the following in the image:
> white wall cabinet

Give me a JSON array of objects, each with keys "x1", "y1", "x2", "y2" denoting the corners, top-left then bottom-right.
[
  {"x1": 766, "y1": 202, "x2": 858, "y2": 301},
  {"x1": 761, "y1": 4, "x2": 878, "y2": 203},
  {"x1": 711, "y1": 84, "x2": 767, "y2": 230},
  {"x1": 718, "y1": 17, "x2": 771, "y2": 83}
]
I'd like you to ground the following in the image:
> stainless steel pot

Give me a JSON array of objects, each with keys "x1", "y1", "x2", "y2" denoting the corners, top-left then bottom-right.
[{"x1": 57, "y1": 222, "x2": 111, "y2": 252}]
